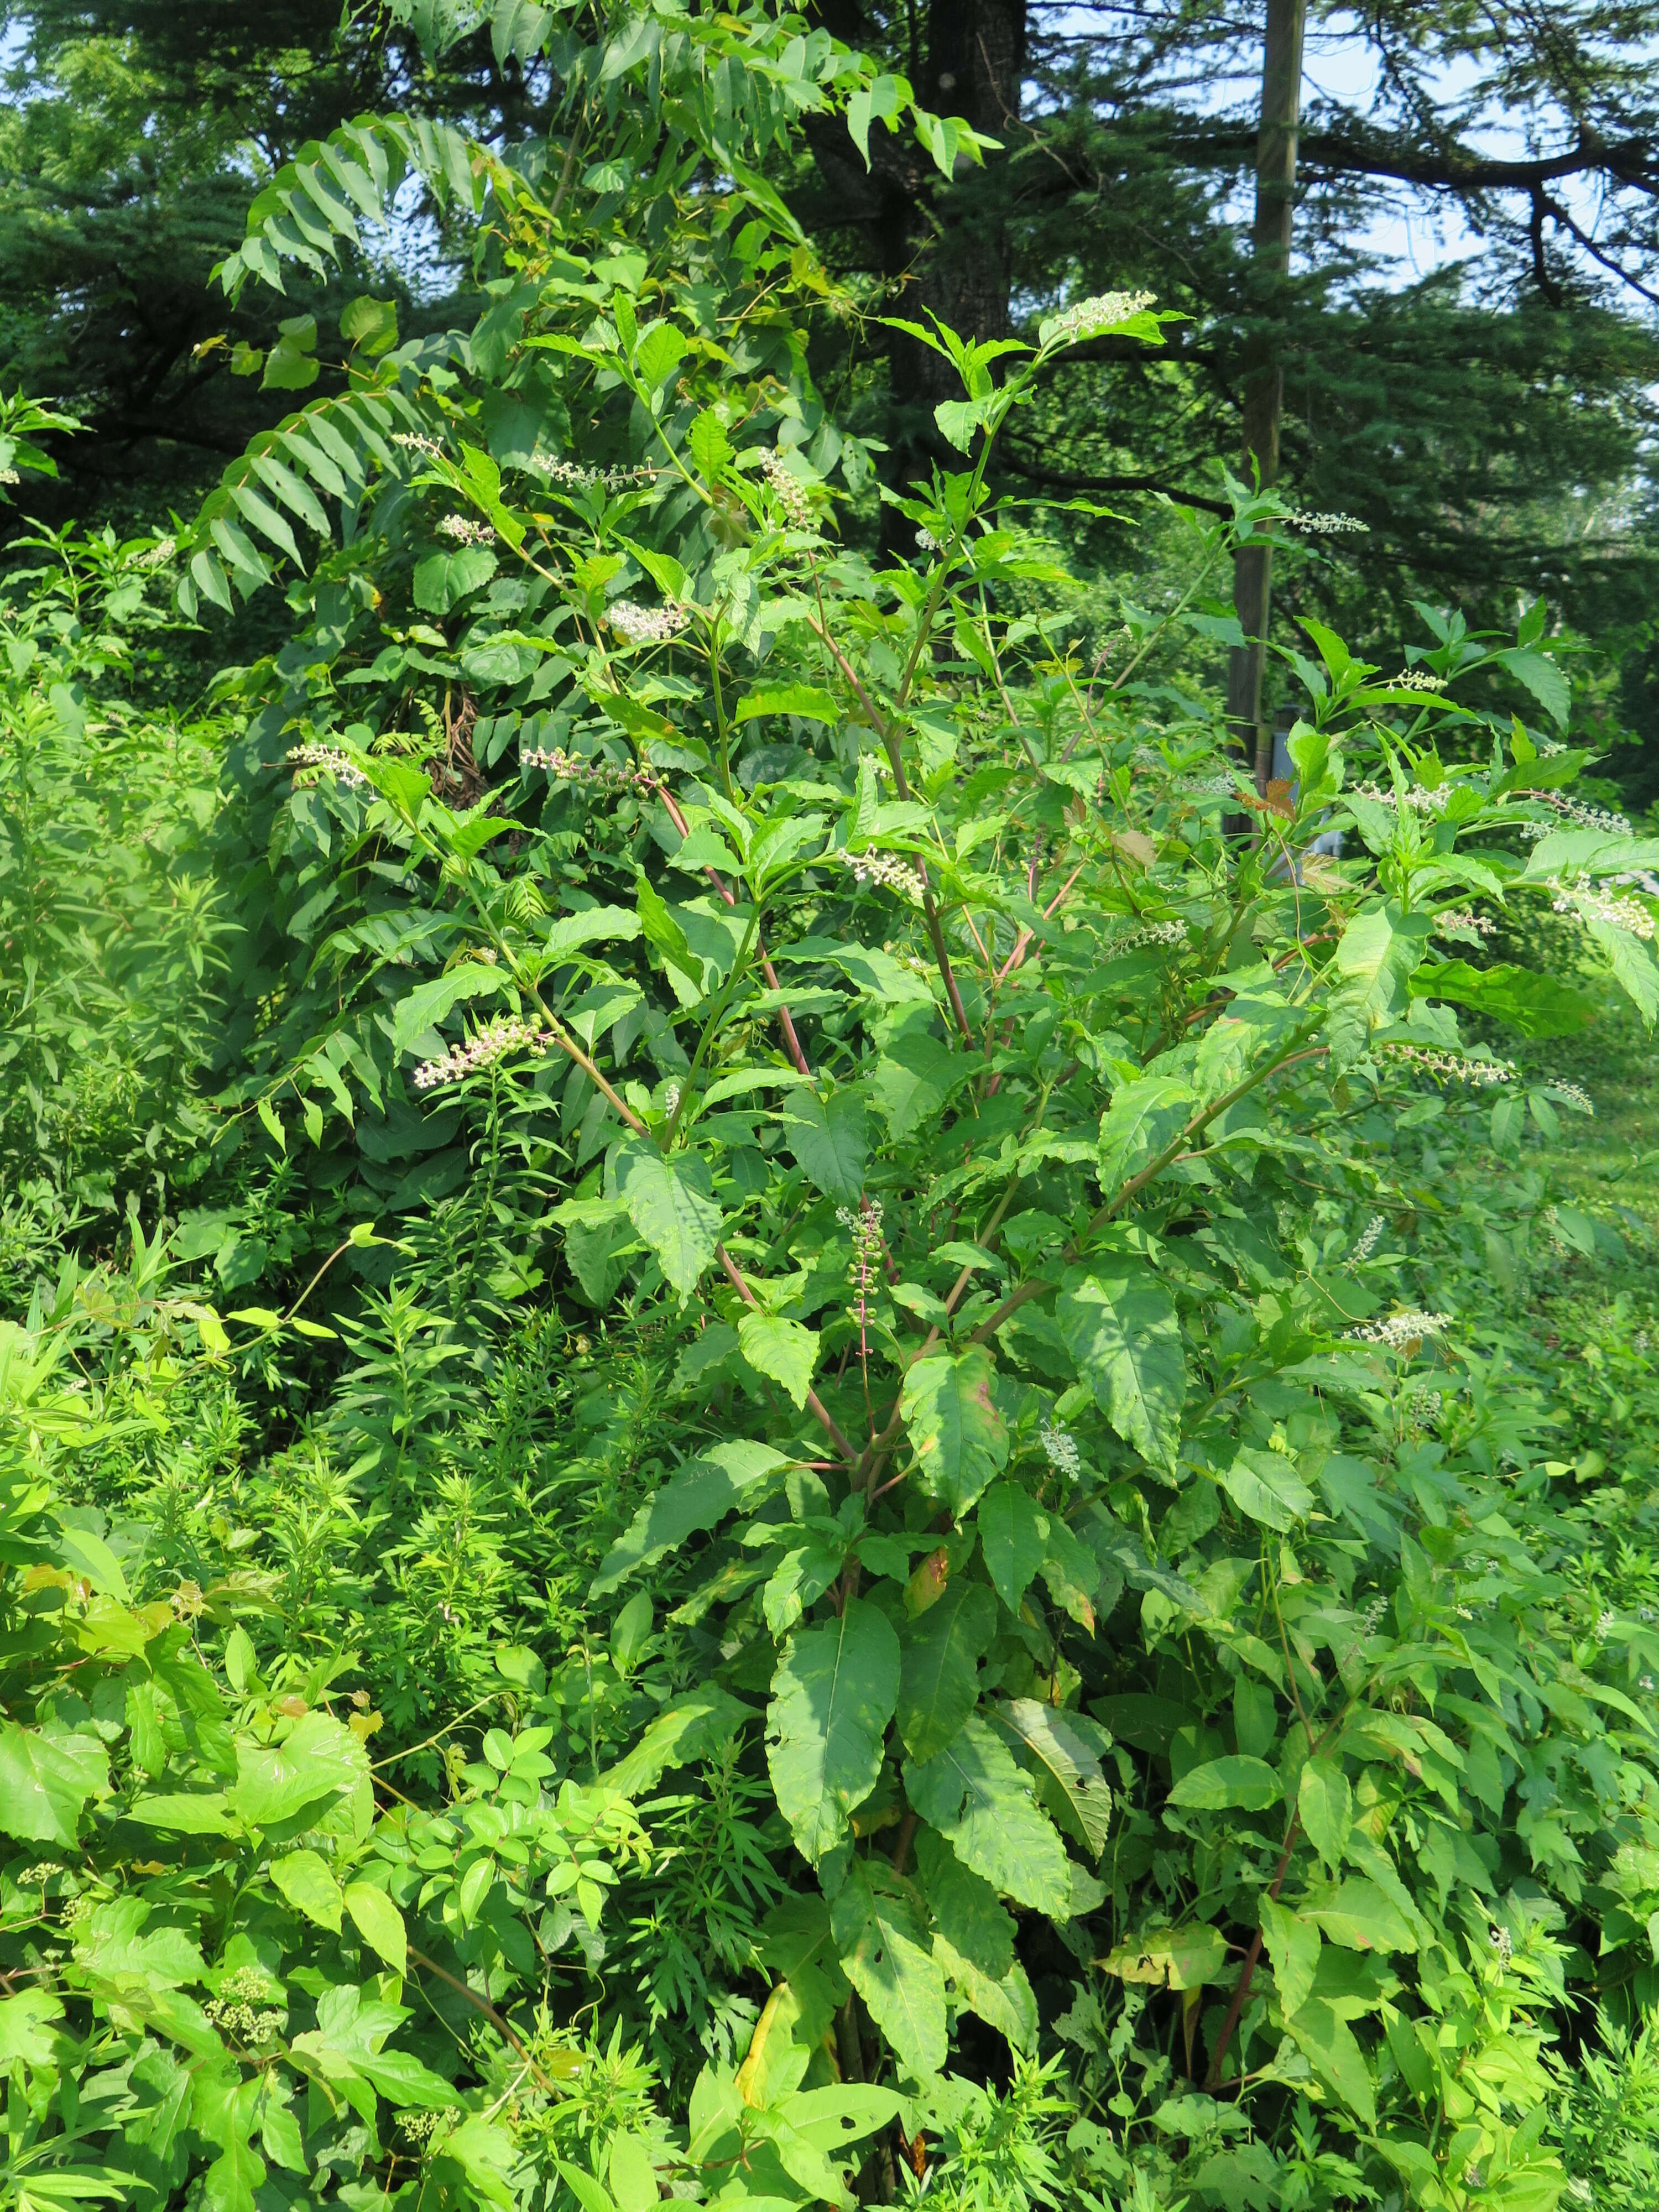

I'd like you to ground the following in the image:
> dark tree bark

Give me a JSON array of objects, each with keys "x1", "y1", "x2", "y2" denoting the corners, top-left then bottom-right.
[
  {"x1": 1227, "y1": 0, "x2": 1308, "y2": 793},
  {"x1": 805, "y1": 0, "x2": 1026, "y2": 547}
]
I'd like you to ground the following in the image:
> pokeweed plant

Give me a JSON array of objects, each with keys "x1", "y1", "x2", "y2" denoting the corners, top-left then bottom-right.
[{"x1": 4, "y1": 4, "x2": 1659, "y2": 2210}]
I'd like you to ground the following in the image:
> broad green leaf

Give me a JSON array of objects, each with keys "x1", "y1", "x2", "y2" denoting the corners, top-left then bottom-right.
[
  {"x1": 1410, "y1": 959, "x2": 1595, "y2": 1038},
  {"x1": 899, "y1": 1348, "x2": 1009, "y2": 1515},
  {"x1": 1590, "y1": 917, "x2": 1659, "y2": 1027},
  {"x1": 391, "y1": 964, "x2": 507, "y2": 1053},
  {"x1": 1305, "y1": 1877, "x2": 1415, "y2": 1954},
  {"x1": 1326, "y1": 902, "x2": 1430, "y2": 1067},
  {"x1": 0, "y1": 1723, "x2": 108, "y2": 1846},
  {"x1": 128, "y1": 1792, "x2": 236, "y2": 1835},
  {"x1": 229, "y1": 1710, "x2": 367, "y2": 1830},
  {"x1": 1058, "y1": 1269, "x2": 1185, "y2": 1475},
  {"x1": 607, "y1": 1134, "x2": 723, "y2": 1295},
  {"x1": 541, "y1": 906, "x2": 643, "y2": 963},
  {"x1": 1098, "y1": 1921, "x2": 1229, "y2": 1990},
  {"x1": 896, "y1": 1579, "x2": 997, "y2": 1760},
  {"x1": 1297, "y1": 1757, "x2": 1353, "y2": 1870},
  {"x1": 1218, "y1": 1446, "x2": 1313, "y2": 1533},
  {"x1": 977, "y1": 1480, "x2": 1047, "y2": 1614},
  {"x1": 738, "y1": 1312, "x2": 820, "y2": 1407},
  {"x1": 933, "y1": 1934, "x2": 1039, "y2": 2052},
  {"x1": 1287, "y1": 1995, "x2": 1376, "y2": 2128},
  {"x1": 1259, "y1": 1893, "x2": 1319, "y2": 2016},
  {"x1": 914, "y1": 1824, "x2": 1015, "y2": 1978},
  {"x1": 344, "y1": 1880, "x2": 407, "y2": 1973},
  {"x1": 779, "y1": 1089, "x2": 867, "y2": 1203},
  {"x1": 993, "y1": 1700, "x2": 1113, "y2": 1857},
  {"x1": 341, "y1": 293, "x2": 399, "y2": 353},
  {"x1": 604, "y1": 1689, "x2": 753, "y2": 1795},
  {"x1": 591, "y1": 1441, "x2": 787, "y2": 1595},
  {"x1": 736, "y1": 685, "x2": 839, "y2": 723},
  {"x1": 830, "y1": 1859, "x2": 946, "y2": 2075},
  {"x1": 1097, "y1": 1077, "x2": 1192, "y2": 1191},
  {"x1": 766, "y1": 1599, "x2": 900, "y2": 1864},
  {"x1": 904, "y1": 1716, "x2": 1072, "y2": 1912},
  {"x1": 1494, "y1": 644, "x2": 1569, "y2": 726},
  {"x1": 1166, "y1": 1755, "x2": 1282, "y2": 1812},
  {"x1": 413, "y1": 544, "x2": 497, "y2": 613},
  {"x1": 270, "y1": 1848, "x2": 343, "y2": 1931}
]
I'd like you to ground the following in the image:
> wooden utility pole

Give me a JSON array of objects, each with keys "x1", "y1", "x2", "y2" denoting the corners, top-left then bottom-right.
[{"x1": 1228, "y1": 0, "x2": 1308, "y2": 795}]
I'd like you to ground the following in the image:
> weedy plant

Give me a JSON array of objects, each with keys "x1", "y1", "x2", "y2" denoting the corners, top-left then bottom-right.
[{"x1": 5, "y1": 6, "x2": 1659, "y2": 2212}]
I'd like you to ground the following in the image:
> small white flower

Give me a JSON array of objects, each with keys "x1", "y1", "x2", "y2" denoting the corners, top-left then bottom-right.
[
  {"x1": 607, "y1": 599, "x2": 689, "y2": 645},
  {"x1": 1350, "y1": 1214, "x2": 1386, "y2": 1262},
  {"x1": 1040, "y1": 290, "x2": 1156, "y2": 346},
  {"x1": 392, "y1": 430, "x2": 445, "y2": 459},
  {"x1": 1345, "y1": 1310, "x2": 1454, "y2": 1349},
  {"x1": 1521, "y1": 790, "x2": 1631, "y2": 837},
  {"x1": 1551, "y1": 885, "x2": 1654, "y2": 938},
  {"x1": 1040, "y1": 1422, "x2": 1082, "y2": 1482},
  {"x1": 1388, "y1": 668, "x2": 1447, "y2": 691},
  {"x1": 1379, "y1": 1043, "x2": 1514, "y2": 1087},
  {"x1": 522, "y1": 745, "x2": 660, "y2": 795},
  {"x1": 1352, "y1": 779, "x2": 1451, "y2": 816},
  {"x1": 1118, "y1": 920, "x2": 1187, "y2": 951},
  {"x1": 436, "y1": 513, "x2": 494, "y2": 546},
  {"x1": 758, "y1": 446, "x2": 816, "y2": 530},
  {"x1": 840, "y1": 849, "x2": 926, "y2": 904},
  {"x1": 1285, "y1": 510, "x2": 1370, "y2": 535},
  {"x1": 285, "y1": 743, "x2": 369, "y2": 791},
  {"x1": 414, "y1": 1016, "x2": 550, "y2": 1089},
  {"x1": 1434, "y1": 909, "x2": 1496, "y2": 938}
]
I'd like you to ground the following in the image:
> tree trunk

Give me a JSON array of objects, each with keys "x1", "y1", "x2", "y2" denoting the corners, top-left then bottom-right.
[
  {"x1": 1227, "y1": 0, "x2": 1307, "y2": 794},
  {"x1": 804, "y1": 0, "x2": 1026, "y2": 552}
]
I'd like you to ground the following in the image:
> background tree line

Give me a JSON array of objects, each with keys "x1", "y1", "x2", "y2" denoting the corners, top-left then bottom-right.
[{"x1": 5, "y1": 0, "x2": 1659, "y2": 793}]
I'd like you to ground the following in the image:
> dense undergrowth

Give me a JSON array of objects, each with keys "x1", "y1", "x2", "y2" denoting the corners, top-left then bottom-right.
[{"x1": 8, "y1": 8, "x2": 1659, "y2": 2212}]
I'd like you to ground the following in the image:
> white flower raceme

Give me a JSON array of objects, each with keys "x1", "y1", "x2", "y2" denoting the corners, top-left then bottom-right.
[
  {"x1": 1547, "y1": 1079, "x2": 1594, "y2": 1114},
  {"x1": 1347, "y1": 1310, "x2": 1454, "y2": 1349},
  {"x1": 1039, "y1": 290, "x2": 1156, "y2": 347},
  {"x1": 548, "y1": 457, "x2": 661, "y2": 490},
  {"x1": 841, "y1": 849, "x2": 926, "y2": 904},
  {"x1": 1040, "y1": 1422, "x2": 1082, "y2": 1481},
  {"x1": 607, "y1": 599, "x2": 689, "y2": 645},
  {"x1": 436, "y1": 514, "x2": 494, "y2": 546},
  {"x1": 1434, "y1": 909, "x2": 1496, "y2": 938},
  {"x1": 137, "y1": 535, "x2": 177, "y2": 566},
  {"x1": 0, "y1": 467, "x2": 22, "y2": 486},
  {"x1": 836, "y1": 1200, "x2": 886, "y2": 1327},
  {"x1": 1285, "y1": 511, "x2": 1370, "y2": 535},
  {"x1": 1352, "y1": 779, "x2": 1451, "y2": 816},
  {"x1": 1520, "y1": 789, "x2": 1631, "y2": 837},
  {"x1": 1119, "y1": 920, "x2": 1188, "y2": 950},
  {"x1": 758, "y1": 446, "x2": 815, "y2": 530},
  {"x1": 1388, "y1": 669, "x2": 1447, "y2": 692},
  {"x1": 414, "y1": 1016, "x2": 550, "y2": 1090},
  {"x1": 1351, "y1": 1214, "x2": 1386, "y2": 1261},
  {"x1": 1551, "y1": 885, "x2": 1655, "y2": 938},
  {"x1": 285, "y1": 743, "x2": 369, "y2": 791},
  {"x1": 392, "y1": 431, "x2": 444, "y2": 459},
  {"x1": 521, "y1": 744, "x2": 661, "y2": 795},
  {"x1": 1380, "y1": 1042, "x2": 1514, "y2": 1087}
]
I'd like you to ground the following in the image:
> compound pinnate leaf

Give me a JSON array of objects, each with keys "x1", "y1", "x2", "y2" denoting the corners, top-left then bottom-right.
[{"x1": 767, "y1": 1599, "x2": 900, "y2": 1865}]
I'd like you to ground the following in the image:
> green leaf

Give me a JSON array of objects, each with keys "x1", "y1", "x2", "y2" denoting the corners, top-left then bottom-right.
[
  {"x1": 0, "y1": 1723, "x2": 108, "y2": 1846},
  {"x1": 977, "y1": 1481, "x2": 1048, "y2": 1614},
  {"x1": 1097, "y1": 1076, "x2": 1192, "y2": 1192},
  {"x1": 229, "y1": 1710, "x2": 368, "y2": 1830},
  {"x1": 391, "y1": 965, "x2": 508, "y2": 1053},
  {"x1": 904, "y1": 1715, "x2": 1072, "y2": 1912},
  {"x1": 270, "y1": 1848, "x2": 343, "y2": 1931},
  {"x1": 1297, "y1": 1757, "x2": 1353, "y2": 1870},
  {"x1": 992, "y1": 1700, "x2": 1113, "y2": 1857},
  {"x1": 1259, "y1": 1893, "x2": 1319, "y2": 2016},
  {"x1": 1494, "y1": 644, "x2": 1570, "y2": 727},
  {"x1": 591, "y1": 1441, "x2": 787, "y2": 1595},
  {"x1": 1305, "y1": 1877, "x2": 1415, "y2": 1954},
  {"x1": 766, "y1": 1599, "x2": 900, "y2": 1865},
  {"x1": 606, "y1": 1134, "x2": 723, "y2": 1296},
  {"x1": 1099, "y1": 1921, "x2": 1228, "y2": 1990},
  {"x1": 413, "y1": 545, "x2": 498, "y2": 613},
  {"x1": 1058, "y1": 1268, "x2": 1186, "y2": 1475},
  {"x1": 831, "y1": 1859, "x2": 947, "y2": 2075},
  {"x1": 542, "y1": 905, "x2": 643, "y2": 963},
  {"x1": 896, "y1": 1579, "x2": 998, "y2": 1761},
  {"x1": 341, "y1": 294, "x2": 399, "y2": 354},
  {"x1": 1409, "y1": 959, "x2": 1595, "y2": 1038},
  {"x1": 1326, "y1": 902, "x2": 1430, "y2": 1067},
  {"x1": 1166, "y1": 1755, "x2": 1282, "y2": 1812},
  {"x1": 736, "y1": 685, "x2": 839, "y2": 724},
  {"x1": 345, "y1": 1880, "x2": 407, "y2": 1973},
  {"x1": 1287, "y1": 1995, "x2": 1376, "y2": 2128},
  {"x1": 780, "y1": 1089, "x2": 867, "y2": 1203},
  {"x1": 914, "y1": 1824, "x2": 1015, "y2": 1978},
  {"x1": 899, "y1": 1348, "x2": 1009, "y2": 1515},
  {"x1": 738, "y1": 1312, "x2": 820, "y2": 1407},
  {"x1": 1590, "y1": 918, "x2": 1659, "y2": 1027},
  {"x1": 1218, "y1": 1447, "x2": 1313, "y2": 1533},
  {"x1": 688, "y1": 409, "x2": 733, "y2": 478}
]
